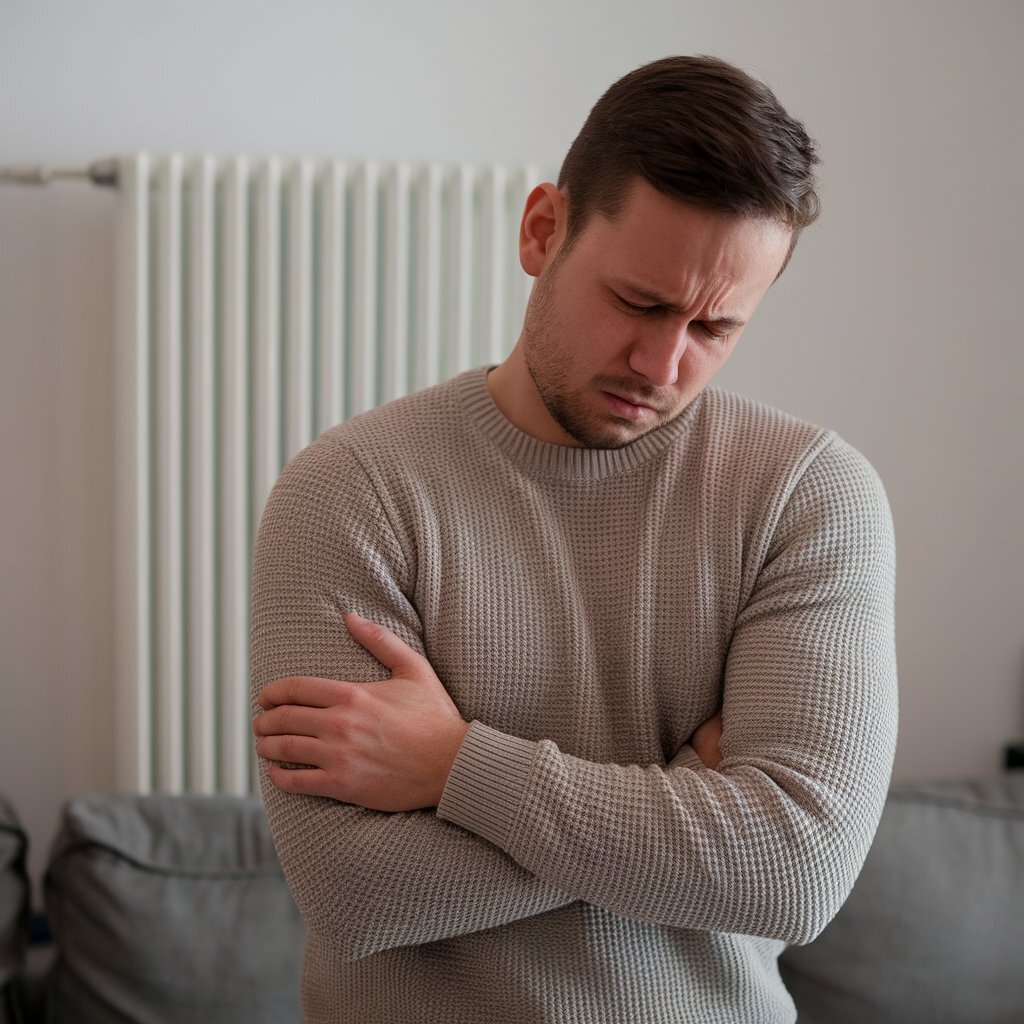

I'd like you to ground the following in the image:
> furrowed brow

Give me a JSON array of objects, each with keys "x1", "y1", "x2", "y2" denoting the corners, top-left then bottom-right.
[
  {"x1": 703, "y1": 315, "x2": 746, "y2": 333},
  {"x1": 618, "y1": 283, "x2": 746, "y2": 332}
]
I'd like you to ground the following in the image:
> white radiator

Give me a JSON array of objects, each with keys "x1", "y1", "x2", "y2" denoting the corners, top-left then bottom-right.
[{"x1": 115, "y1": 152, "x2": 541, "y2": 795}]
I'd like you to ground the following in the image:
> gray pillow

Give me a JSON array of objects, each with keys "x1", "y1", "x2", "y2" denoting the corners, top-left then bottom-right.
[
  {"x1": 779, "y1": 777, "x2": 1024, "y2": 1023},
  {"x1": 0, "y1": 796, "x2": 29, "y2": 1024},
  {"x1": 43, "y1": 793, "x2": 305, "y2": 1024}
]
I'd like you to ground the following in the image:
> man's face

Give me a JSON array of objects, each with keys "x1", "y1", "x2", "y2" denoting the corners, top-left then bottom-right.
[{"x1": 519, "y1": 179, "x2": 793, "y2": 449}]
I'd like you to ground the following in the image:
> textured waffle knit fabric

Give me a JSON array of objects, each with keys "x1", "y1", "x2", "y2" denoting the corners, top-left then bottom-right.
[{"x1": 250, "y1": 367, "x2": 898, "y2": 1024}]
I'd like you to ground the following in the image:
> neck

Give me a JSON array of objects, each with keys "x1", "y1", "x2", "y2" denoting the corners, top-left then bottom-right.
[{"x1": 487, "y1": 340, "x2": 579, "y2": 447}]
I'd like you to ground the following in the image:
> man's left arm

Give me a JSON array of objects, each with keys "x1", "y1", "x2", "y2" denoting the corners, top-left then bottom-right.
[{"x1": 447, "y1": 436, "x2": 898, "y2": 944}]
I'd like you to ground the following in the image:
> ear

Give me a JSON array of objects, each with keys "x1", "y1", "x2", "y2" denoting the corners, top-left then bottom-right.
[{"x1": 519, "y1": 183, "x2": 568, "y2": 278}]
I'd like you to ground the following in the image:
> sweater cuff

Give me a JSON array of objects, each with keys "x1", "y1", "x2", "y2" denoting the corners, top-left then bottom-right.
[{"x1": 436, "y1": 721, "x2": 538, "y2": 850}]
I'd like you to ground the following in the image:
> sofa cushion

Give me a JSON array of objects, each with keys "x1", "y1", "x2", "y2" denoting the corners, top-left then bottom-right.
[
  {"x1": 779, "y1": 776, "x2": 1024, "y2": 1023},
  {"x1": 43, "y1": 793, "x2": 305, "y2": 1024},
  {"x1": 0, "y1": 796, "x2": 29, "y2": 1024}
]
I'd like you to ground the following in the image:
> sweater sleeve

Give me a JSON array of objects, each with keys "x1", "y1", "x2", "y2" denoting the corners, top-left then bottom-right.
[
  {"x1": 437, "y1": 435, "x2": 898, "y2": 945},
  {"x1": 250, "y1": 439, "x2": 574, "y2": 962}
]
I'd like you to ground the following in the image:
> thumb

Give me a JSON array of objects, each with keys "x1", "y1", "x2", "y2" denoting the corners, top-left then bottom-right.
[{"x1": 344, "y1": 612, "x2": 422, "y2": 676}]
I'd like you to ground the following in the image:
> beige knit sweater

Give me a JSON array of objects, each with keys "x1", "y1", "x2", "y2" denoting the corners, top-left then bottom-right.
[{"x1": 250, "y1": 367, "x2": 897, "y2": 1024}]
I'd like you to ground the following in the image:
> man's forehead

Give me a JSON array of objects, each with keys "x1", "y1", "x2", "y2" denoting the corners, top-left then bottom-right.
[{"x1": 574, "y1": 187, "x2": 791, "y2": 302}]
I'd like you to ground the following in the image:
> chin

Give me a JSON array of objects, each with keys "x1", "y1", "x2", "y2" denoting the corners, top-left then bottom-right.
[
  {"x1": 542, "y1": 388, "x2": 669, "y2": 449},
  {"x1": 568, "y1": 418, "x2": 660, "y2": 450}
]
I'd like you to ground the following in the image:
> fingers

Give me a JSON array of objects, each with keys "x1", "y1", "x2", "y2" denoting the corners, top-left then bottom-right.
[
  {"x1": 258, "y1": 615, "x2": 422, "y2": 713},
  {"x1": 263, "y1": 762, "x2": 334, "y2": 798},
  {"x1": 255, "y1": 732, "x2": 323, "y2": 767},
  {"x1": 690, "y1": 710, "x2": 724, "y2": 770},
  {"x1": 344, "y1": 611, "x2": 423, "y2": 675},
  {"x1": 258, "y1": 675, "x2": 348, "y2": 711},
  {"x1": 254, "y1": 701, "x2": 334, "y2": 742}
]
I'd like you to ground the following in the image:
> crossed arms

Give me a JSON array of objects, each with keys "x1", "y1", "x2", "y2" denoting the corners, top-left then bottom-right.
[
  {"x1": 250, "y1": 434, "x2": 897, "y2": 960},
  {"x1": 254, "y1": 611, "x2": 724, "y2": 811}
]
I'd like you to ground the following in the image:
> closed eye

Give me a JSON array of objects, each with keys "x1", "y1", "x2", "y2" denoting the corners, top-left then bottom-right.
[
  {"x1": 617, "y1": 296, "x2": 662, "y2": 316},
  {"x1": 616, "y1": 289, "x2": 740, "y2": 340},
  {"x1": 693, "y1": 322, "x2": 730, "y2": 342}
]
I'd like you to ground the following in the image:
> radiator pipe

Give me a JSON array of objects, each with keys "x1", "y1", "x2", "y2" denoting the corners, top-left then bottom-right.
[{"x1": 0, "y1": 158, "x2": 119, "y2": 188}]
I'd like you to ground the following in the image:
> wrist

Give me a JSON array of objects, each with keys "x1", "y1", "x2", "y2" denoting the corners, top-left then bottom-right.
[{"x1": 433, "y1": 719, "x2": 472, "y2": 805}]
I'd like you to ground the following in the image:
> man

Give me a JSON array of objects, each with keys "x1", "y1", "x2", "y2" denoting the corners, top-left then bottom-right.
[{"x1": 251, "y1": 55, "x2": 897, "y2": 1023}]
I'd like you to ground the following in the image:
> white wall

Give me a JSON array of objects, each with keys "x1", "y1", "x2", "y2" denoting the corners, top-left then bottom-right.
[{"x1": 2, "y1": 0, "x2": 1022, "y2": 893}]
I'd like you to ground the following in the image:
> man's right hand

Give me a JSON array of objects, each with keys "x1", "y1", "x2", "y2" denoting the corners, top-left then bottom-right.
[{"x1": 254, "y1": 613, "x2": 470, "y2": 812}]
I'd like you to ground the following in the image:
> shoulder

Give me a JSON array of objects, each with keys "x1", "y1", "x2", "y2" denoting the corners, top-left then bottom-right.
[
  {"x1": 317, "y1": 372, "x2": 471, "y2": 459},
  {"x1": 696, "y1": 387, "x2": 885, "y2": 495},
  {"x1": 696, "y1": 387, "x2": 829, "y2": 462},
  {"x1": 258, "y1": 371, "x2": 493, "y2": 556},
  {"x1": 692, "y1": 388, "x2": 891, "y2": 559},
  {"x1": 274, "y1": 371, "x2": 477, "y2": 492}
]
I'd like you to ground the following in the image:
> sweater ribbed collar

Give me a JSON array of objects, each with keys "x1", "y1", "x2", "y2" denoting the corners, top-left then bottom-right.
[{"x1": 455, "y1": 366, "x2": 702, "y2": 481}]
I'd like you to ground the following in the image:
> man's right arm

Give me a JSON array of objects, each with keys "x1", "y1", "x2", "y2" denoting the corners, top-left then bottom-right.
[{"x1": 250, "y1": 438, "x2": 575, "y2": 961}]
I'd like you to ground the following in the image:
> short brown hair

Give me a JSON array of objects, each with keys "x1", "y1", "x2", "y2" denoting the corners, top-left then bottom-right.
[{"x1": 558, "y1": 56, "x2": 820, "y2": 260}]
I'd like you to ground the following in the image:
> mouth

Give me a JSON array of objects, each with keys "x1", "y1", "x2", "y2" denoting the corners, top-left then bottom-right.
[{"x1": 600, "y1": 390, "x2": 659, "y2": 422}]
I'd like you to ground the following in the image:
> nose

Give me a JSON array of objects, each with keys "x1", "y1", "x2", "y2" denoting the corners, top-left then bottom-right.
[{"x1": 626, "y1": 324, "x2": 688, "y2": 387}]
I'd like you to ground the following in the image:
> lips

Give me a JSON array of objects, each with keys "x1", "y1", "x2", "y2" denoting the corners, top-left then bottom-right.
[{"x1": 600, "y1": 390, "x2": 657, "y2": 421}]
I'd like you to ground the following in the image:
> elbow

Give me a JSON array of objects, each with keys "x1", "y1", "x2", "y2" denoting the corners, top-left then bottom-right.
[
  {"x1": 289, "y1": 892, "x2": 378, "y2": 963},
  {"x1": 725, "y1": 876, "x2": 849, "y2": 946},
  {"x1": 742, "y1": 835, "x2": 866, "y2": 946},
  {"x1": 763, "y1": 899, "x2": 838, "y2": 947},
  {"x1": 292, "y1": 909, "x2": 377, "y2": 965},
  {"x1": 721, "y1": 765, "x2": 887, "y2": 946}
]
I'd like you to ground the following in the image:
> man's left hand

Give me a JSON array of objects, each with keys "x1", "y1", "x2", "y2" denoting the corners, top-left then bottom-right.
[{"x1": 254, "y1": 613, "x2": 471, "y2": 811}]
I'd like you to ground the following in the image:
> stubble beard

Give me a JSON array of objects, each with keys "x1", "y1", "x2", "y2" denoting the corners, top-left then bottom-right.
[{"x1": 522, "y1": 261, "x2": 676, "y2": 450}]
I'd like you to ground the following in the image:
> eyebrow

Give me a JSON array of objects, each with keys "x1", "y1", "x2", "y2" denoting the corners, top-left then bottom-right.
[{"x1": 618, "y1": 283, "x2": 747, "y2": 333}]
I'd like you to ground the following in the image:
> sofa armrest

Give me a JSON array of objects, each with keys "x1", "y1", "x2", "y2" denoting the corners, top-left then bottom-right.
[
  {"x1": 43, "y1": 793, "x2": 305, "y2": 1024},
  {"x1": 0, "y1": 796, "x2": 30, "y2": 1024},
  {"x1": 779, "y1": 776, "x2": 1024, "y2": 1023}
]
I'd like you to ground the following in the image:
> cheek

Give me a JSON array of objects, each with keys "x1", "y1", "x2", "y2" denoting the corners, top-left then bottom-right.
[
  {"x1": 703, "y1": 329, "x2": 743, "y2": 368},
  {"x1": 678, "y1": 339, "x2": 735, "y2": 388},
  {"x1": 560, "y1": 306, "x2": 623, "y2": 367}
]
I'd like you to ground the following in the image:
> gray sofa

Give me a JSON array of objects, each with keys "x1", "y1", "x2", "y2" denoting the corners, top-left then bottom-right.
[
  {"x1": 1, "y1": 777, "x2": 1021, "y2": 1022},
  {"x1": 0, "y1": 797, "x2": 30, "y2": 1024}
]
